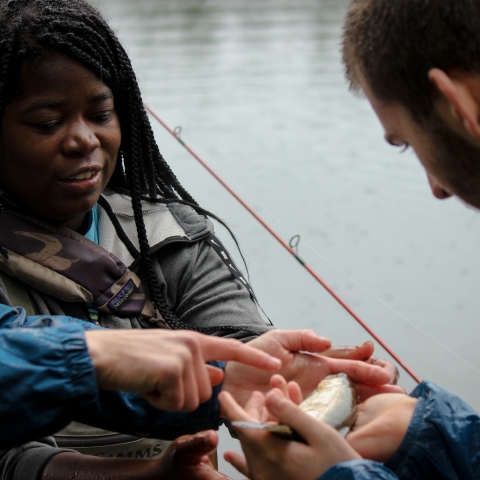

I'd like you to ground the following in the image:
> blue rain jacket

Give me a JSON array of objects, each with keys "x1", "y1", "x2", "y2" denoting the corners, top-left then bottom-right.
[
  {"x1": 0, "y1": 304, "x2": 223, "y2": 449},
  {"x1": 319, "y1": 381, "x2": 480, "y2": 480}
]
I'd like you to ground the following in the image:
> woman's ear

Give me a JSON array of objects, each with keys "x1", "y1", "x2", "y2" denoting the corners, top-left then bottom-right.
[{"x1": 428, "y1": 68, "x2": 480, "y2": 139}]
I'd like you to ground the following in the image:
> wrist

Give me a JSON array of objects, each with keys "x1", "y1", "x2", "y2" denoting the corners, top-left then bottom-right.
[{"x1": 84, "y1": 330, "x2": 106, "y2": 385}]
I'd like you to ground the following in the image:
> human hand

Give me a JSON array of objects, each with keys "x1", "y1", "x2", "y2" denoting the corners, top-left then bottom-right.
[
  {"x1": 346, "y1": 393, "x2": 417, "y2": 463},
  {"x1": 221, "y1": 329, "x2": 393, "y2": 411},
  {"x1": 219, "y1": 389, "x2": 361, "y2": 480},
  {"x1": 157, "y1": 430, "x2": 232, "y2": 480},
  {"x1": 85, "y1": 329, "x2": 280, "y2": 411},
  {"x1": 321, "y1": 342, "x2": 400, "y2": 385}
]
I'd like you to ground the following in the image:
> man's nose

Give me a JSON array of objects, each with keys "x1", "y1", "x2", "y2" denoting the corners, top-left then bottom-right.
[
  {"x1": 427, "y1": 173, "x2": 453, "y2": 200},
  {"x1": 62, "y1": 120, "x2": 100, "y2": 156}
]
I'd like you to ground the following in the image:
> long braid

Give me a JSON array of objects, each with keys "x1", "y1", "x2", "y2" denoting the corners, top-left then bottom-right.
[{"x1": 0, "y1": 0, "x2": 260, "y2": 335}]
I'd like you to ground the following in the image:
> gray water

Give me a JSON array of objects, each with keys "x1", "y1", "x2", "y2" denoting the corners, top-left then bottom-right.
[{"x1": 94, "y1": 1, "x2": 480, "y2": 476}]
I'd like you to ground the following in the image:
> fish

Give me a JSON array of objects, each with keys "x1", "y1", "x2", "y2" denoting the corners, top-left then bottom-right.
[{"x1": 231, "y1": 373, "x2": 357, "y2": 442}]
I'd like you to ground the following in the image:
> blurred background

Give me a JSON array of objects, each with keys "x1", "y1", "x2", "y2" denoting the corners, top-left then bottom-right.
[{"x1": 92, "y1": 1, "x2": 480, "y2": 476}]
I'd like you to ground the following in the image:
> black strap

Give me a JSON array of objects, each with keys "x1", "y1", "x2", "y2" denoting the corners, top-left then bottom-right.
[
  {"x1": 97, "y1": 195, "x2": 141, "y2": 260},
  {"x1": 205, "y1": 232, "x2": 273, "y2": 326}
]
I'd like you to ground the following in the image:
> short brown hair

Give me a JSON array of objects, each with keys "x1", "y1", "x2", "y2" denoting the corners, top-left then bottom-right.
[{"x1": 342, "y1": 0, "x2": 480, "y2": 119}]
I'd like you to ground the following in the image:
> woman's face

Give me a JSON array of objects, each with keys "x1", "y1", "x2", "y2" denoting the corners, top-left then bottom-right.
[{"x1": 0, "y1": 53, "x2": 121, "y2": 231}]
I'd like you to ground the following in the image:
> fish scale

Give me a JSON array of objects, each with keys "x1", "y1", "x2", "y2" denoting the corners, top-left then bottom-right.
[{"x1": 232, "y1": 373, "x2": 357, "y2": 441}]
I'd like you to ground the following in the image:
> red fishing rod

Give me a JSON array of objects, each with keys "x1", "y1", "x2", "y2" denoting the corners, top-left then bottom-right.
[{"x1": 145, "y1": 103, "x2": 421, "y2": 384}]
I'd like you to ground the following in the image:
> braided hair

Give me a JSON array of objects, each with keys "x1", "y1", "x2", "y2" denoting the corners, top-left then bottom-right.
[{"x1": 0, "y1": 0, "x2": 255, "y2": 334}]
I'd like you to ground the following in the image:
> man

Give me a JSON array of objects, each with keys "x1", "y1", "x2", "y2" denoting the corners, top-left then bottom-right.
[{"x1": 217, "y1": 1, "x2": 480, "y2": 479}]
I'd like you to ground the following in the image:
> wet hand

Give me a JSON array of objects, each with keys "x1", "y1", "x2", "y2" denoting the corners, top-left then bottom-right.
[
  {"x1": 156, "y1": 430, "x2": 232, "y2": 480},
  {"x1": 221, "y1": 329, "x2": 394, "y2": 412},
  {"x1": 346, "y1": 393, "x2": 417, "y2": 463}
]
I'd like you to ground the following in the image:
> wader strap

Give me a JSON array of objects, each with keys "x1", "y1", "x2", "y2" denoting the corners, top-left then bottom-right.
[
  {"x1": 0, "y1": 270, "x2": 35, "y2": 316},
  {"x1": 0, "y1": 209, "x2": 161, "y2": 322},
  {"x1": 205, "y1": 232, "x2": 272, "y2": 325}
]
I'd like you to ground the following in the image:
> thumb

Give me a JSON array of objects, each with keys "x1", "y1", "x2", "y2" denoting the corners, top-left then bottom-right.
[
  {"x1": 207, "y1": 364, "x2": 225, "y2": 386},
  {"x1": 173, "y1": 430, "x2": 219, "y2": 465},
  {"x1": 265, "y1": 392, "x2": 339, "y2": 447}
]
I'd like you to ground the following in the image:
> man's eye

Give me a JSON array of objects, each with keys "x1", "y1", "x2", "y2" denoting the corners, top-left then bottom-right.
[
  {"x1": 386, "y1": 136, "x2": 410, "y2": 152},
  {"x1": 393, "y1": 143, "x2": 410, "y2": 153}
]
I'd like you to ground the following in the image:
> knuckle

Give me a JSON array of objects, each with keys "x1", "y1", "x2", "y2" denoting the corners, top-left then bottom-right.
[
  {"x1": 163, "y1": 392, "x2": 183, "y2": 411},
  {"x1": 183, "y1": 334, "x2": 197, "y2": 347},
  {"x1": 166, "y1": 361, "x2": 183, "y2": 380}
]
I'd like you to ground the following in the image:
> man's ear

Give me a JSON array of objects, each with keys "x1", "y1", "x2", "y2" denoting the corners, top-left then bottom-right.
[{"x1": 428, "y1": 68, "x2": 480, "y2": 139}]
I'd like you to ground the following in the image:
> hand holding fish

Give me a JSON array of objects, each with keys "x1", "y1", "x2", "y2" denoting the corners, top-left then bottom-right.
[
  {"x1": 221, "y1": 329, "x2": 397, "y2": 411},
  {"x1": 346, "y1": 393, "x2": 417, "y2": 463},
  {"x1": 219, "y1": 387, "x2": 361, "y2": 480}
]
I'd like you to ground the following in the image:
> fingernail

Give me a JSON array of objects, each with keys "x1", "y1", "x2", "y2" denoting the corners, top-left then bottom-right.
[{"x1": 267, "y1": 394, "x2": 284, "y2": 413}]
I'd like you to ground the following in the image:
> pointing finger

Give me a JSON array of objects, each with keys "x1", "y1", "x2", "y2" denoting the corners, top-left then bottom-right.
[{"x1": 199, "y1": 336, "x2": 282, "y2": 370}]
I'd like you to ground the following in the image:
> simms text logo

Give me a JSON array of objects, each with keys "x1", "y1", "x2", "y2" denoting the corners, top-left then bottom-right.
[{"x1": 95, "y1": 443, "x2": 163, "y2": 459}]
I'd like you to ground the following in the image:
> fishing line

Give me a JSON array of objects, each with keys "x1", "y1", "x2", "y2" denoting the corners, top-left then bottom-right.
[
  {"x1": 165, "y1": 142, "x2": 480, "y2": 378},
  {"x1": 145, "y1": 104, "x2": 422, "y2": 383},
  {"x1": 194, "y1": 173, "x2": 480, "y2": 377}
]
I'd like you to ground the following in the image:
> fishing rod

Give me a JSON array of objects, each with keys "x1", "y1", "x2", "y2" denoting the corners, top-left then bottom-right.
[{"x1": 144, "y1": 103, "x2": 421, "y2": 384}]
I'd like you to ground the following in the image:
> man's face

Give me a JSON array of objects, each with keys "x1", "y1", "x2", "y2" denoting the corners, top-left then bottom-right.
[{"x1": 358, "y1": 73, "x2": 480, "y2": 209}]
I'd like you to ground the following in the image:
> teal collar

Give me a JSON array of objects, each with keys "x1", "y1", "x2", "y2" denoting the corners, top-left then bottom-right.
[{"x1": 84, "y1": 204, "x2": 99, "y2": 244}]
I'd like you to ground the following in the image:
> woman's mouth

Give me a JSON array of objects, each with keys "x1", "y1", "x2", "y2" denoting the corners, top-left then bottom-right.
[
  {"x1": 67, "y1": 170, "x2": 97, "y2": 180},
  {"x1": 57, "y1": 169, "x2": 102, "y2": 193}
]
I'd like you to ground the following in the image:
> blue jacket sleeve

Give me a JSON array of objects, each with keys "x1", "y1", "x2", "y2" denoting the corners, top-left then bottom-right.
[
  {"x1": 0, "y1": 317, "x2": 99, "y2": 449},
  {"x1": 0, "y1": 304, "x2": 224, "y2": 447},
  {"x1": 385, "y1": 381, "x2": 480, "y2": 479},
  {"x1": 320, "y1": 460, "x2": 399, "y2": 480},
  {"x1": 81, "y1": 368, "x2": 224, "y2": 441}
]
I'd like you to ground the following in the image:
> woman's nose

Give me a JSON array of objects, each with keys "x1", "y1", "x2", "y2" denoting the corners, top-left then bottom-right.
[
  {"x1": 427, "y1": 173, "x2": 453, "y2": 200},
  {"x1": 62, "y1": 120, "x2": 100, "y2": 156}
]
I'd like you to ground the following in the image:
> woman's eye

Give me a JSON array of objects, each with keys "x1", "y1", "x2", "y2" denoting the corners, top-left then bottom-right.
[
  {"x1": 92, "y1": 111, "x2": 113, "y2": 122},
  {"x1": 34, "y1": 121, "x2": 59, "y2": 131}
]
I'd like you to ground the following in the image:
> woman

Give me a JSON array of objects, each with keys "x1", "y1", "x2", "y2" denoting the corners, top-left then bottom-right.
[{"x1": 0, "y1": 0, "x2": 271, "y2": 476}]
